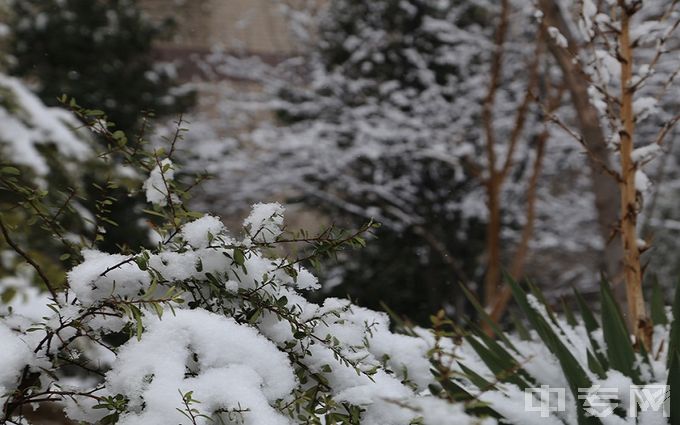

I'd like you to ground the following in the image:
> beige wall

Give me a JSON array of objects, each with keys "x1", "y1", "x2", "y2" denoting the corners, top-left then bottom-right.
[{"x1": 139, "y1": 0, "x2": 298, "y2": 54}]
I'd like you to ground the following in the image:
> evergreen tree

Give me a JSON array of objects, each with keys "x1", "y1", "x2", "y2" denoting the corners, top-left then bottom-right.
[
  {"x1": 7, "y1": 0, "x2": 193, "y2": 253},
  {"x1": 253, "y1": 0, "x2": 501, "y2": 323},
  {"x1": 9, "y1": 0, "x2": 192, "y2": 136}
]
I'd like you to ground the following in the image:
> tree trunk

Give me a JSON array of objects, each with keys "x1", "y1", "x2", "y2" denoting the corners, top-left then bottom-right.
[
  {"x1": 618, "y1": 5, "x2": 651, "y2": 350},
  {"x1": 484, "y1": 179, "x2": 502, "y2": 304}
]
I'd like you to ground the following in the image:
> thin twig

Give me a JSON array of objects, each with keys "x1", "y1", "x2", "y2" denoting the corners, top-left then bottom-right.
[{"x1": 0, "y1": 215, "x2": 58, "y2": 300}]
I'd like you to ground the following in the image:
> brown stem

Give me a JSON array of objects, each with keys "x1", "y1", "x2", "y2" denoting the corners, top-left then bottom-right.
[
  {"x1": 618, "y1": 4, "x2": 651, "y2": 350},
  {"x1": 481, "y1": 0, "x2": 510, "y2": 306},
  {"x1": 485, "y1": 75, "x2": 561, "y2": 328},
  {"x1": 489, "y1": 130, "x2": 548, "y2": 324},
  {"x1": 482, "y1": 1, "x2": 542, "y2": 309}
]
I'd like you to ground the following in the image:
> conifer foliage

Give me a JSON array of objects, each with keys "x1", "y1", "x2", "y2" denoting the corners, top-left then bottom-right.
[{"x1": 9, "y1": 0, "x2": 191, "y2": 135}]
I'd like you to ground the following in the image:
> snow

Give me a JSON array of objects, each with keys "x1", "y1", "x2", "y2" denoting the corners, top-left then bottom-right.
[
  {"x1": 243, "y1": 202, "x2": 285, "y2": 243},
  {"x1": 106, "y1": 309, "x2": 296, "y2": 425},
  {"x1": 3, "y1": 1, "x2": 680, "y2": 423},
  {"x1": 180, "y1": 214, "x2": 226, "y2": 248},
  {"x1": 67, "y1": 249, "x2": 151, "y2": 305},
  {"x1": 578, "y1": 0, "x2": 598, "y2": 40},
  {"x1": 548, "y1": 26, "x2": 568, "y2": 48},
  {"x1": 636, "y1": 170, "x2": 653, "y2": 193},
  {"x1": 35, "y1": 205, "x2": 440, "y2": 423},
  {"x1": 633, "y1": 97, "x2": 659, "y2": 122},
  {"x1": 631, "y1": 143, "x2": 661, "y2": 165},
  {"x1": 0, "y1": 323, "x2": 37, "y2": 406},
  {"x1": 144, "y1": 159, "x2": 176, "y2": 206},
  {"x1": 0, "y1": 281, "x2": 51, "y2": 321},
  {"x1": 0, "y1": 74, "x2": 91, "y2": 181},
  {"x1": 292, "y1": 264, "x2": 320, "y2": 290},
  {"x1": 2, "y1": 196, "x2": 678, "y2": 424}
]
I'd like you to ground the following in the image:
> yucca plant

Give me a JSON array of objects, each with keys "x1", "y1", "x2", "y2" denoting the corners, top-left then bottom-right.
[{"x1": 429, "y1": 278, "x2": 679, "y2": 424}]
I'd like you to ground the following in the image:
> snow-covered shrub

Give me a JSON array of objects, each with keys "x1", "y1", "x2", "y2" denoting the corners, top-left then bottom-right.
[
  {"x1": 430, "y1": 278, "x2": 680, "y2": 424},
  {"x1": 0, "y1": 114, "x2": 478, "y2": 425},
  {"x1": 0, "y1": 74, "x2": 100, "y2": 307},
  {"x1": 0, "y1": 82, "x2": 156, "y2": 319}
]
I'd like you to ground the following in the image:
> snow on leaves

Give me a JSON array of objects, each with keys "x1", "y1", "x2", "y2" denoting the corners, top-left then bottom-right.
[{"x1": 1, "y1": 201, "x2": 449, "y2": 424}]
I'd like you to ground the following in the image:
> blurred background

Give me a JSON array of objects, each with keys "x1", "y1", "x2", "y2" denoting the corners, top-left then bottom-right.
[{"x1": 1, "y1": 0, "x2": 680, "y2": 332}]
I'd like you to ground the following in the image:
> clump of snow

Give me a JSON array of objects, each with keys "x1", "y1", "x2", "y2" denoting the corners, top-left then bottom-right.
[
  {"x1": 633, "y1": 96, "x2": 659, "y2": 122},
  {"x1": 105, "y1": 309, "x2": 296, "y2": 425},
  {"x1": 243, "y1": 202, "x2": 285, "y2": 243},
  {"x1": 0, "y1": 74, "x2": 91, "y2": 181},
  {"x1": 0, "y1": 323, "x2": 37, "y2": 405},
  {"x1": 548, "y1": 26, "x2": 568, "y2": 48},
  {"x1": 635, "y1": 170, "x2": 652, "y2": 193},
  {"x1": 631, "y1": 143, "x2": 661, "y2": 165},
  {"x1": 180, "y1": 215, "x2": 226, "y2": 248},
  {"x1": 67, "y1": 249, "x2": 150, "y2": 305},
  {"x1": 144, "y1": 159, "x2": 176, "y2": 206},
  {"x1": 578, "y1": 0, "x2": 598, "y2": 41},
  {"x1": 0, "y1": 273, "x2": 52, "y2": 321},
  {"x1": 293, "y1": 265, "x2": 320, "y2": 290}
]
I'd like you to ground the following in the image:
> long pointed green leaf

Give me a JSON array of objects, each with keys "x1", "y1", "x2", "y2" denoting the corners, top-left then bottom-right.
[
  {"x1": 574, "y1": 290, "x2": 599, "y2": 333},
  {"x1": 459, "y1": 282, "x2": 517, "y2": 352},
  {"x1": 507, "y1": 278, "x2": 601, "y2": 425},
  {"x1": 430, "y1": 368, "x2": 474, "y2": 402},
  {"x1": 458, "y1": 362, "x2": 494, "y2": 390},
  {"x1": 650, "y1": 278, "x2": 667, "y2": 326},
  {"x1": 574, "y1": 289, "x2": 609, "y2": 369},
  {"x1": 668, "y1": 352, "x2": 680, "y2": 425},
  {"x1": 469, "y1": 323, "x2": 536, "y2": 389},
  {"x1": 600, "y1": 280, "x2": 640, "y2": 383},
  {"x1": 586, "y1": 349, "x2": 606, "y2": 379},
  {"x1": 562, "y1": 297, "x2": 577, "y2": 327},
  {"x1": 510, "y1": 310, "x2": 531, "y2": 341},
  {"x1": 669, "y1": 281, "x2": 680, "y2": 368}
]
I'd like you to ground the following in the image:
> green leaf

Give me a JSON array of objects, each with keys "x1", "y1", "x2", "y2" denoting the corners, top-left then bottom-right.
[
  {"x1": 142, "y1": 209, "x2": 166, "y2": 218},
  {"x1": 586, "y1": 349, "x2": 606, "y2": 379},
  {"x1": 574, "y1": 288, "x2": 609, "y2": 369},
  {"x1": 574, "y1": 289, "x2": 599, "y2": 333},
  {"x1": 431, "y1": 367, "x2": 474, "y2": 402},
  {"x1": 459, "y1": 281, "x2": 517, "y2": 352},
  {"x1": 233, "y1": 248, "x2": 245, "y2": 266},
  {"x1": 1, "y1": 287, "x2": 17, "y2": 304},
  {"x1": 600, "y1": 279, "x2": 640, "y2": 383},
  {"x1": 668, "y1": 280, "x2": 680, "y2": 368},
  {"x1": 467, "y1": 321, "x2": 536, "y2": 388},
  {"x1": 507, "y1": 278, "x2": 600, "y2": 425},
  {"x1": 509, "y1": 310, "x2": 531, "y2": 341},
  {"x1": 458, "y1": 362, "x2": 493, "y2": 389},
  {"x1": 561, "y1": 298, "x2": 577, "y2": 327},
  {"x1": 1, "y1": 167, "x2": 20, "y2": 175},
  {"x1": 128, "y1": 304, "x2": 144, "y2": 341},
  {"x1": 651, "y1": 279, "x2": 667, "y2": 326},
  {"x1": 668, "y1": 352, "x2": 680, "y2": 425}
]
